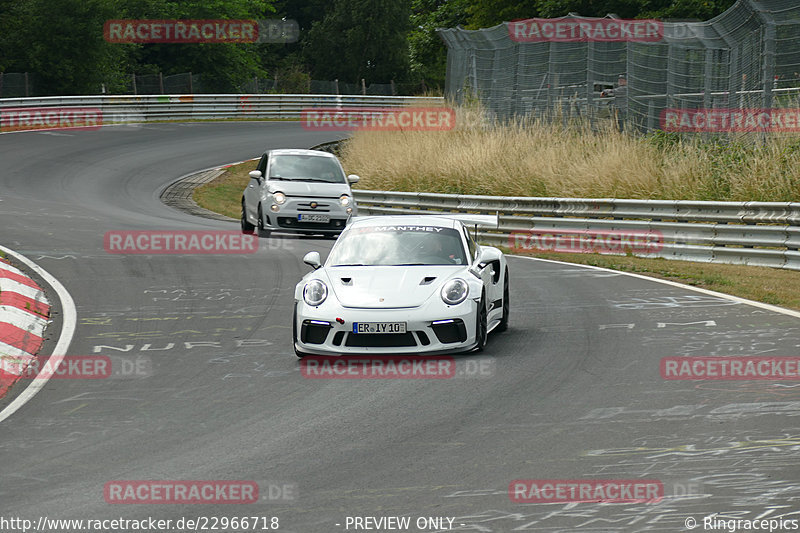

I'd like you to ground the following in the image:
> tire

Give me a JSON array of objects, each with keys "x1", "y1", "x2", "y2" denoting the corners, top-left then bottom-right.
[
  {"x1": 240, "y1": 201, "x2": 255, "y2": 233},
  {"x1": 257, "y1": 205, "x2": 271, "y2": 238},
  {"x1": 293, "y1": 303, "x2": 309, "y2": 358},
  {"x1": 474, "y1": 293, "x2": 488, "y2": 352},
  {"x1": 497, "y1": 268, "x2": 510, "y2": 332}
]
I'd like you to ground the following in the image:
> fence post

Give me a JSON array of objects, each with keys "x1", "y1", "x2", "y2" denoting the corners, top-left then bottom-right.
[
  {"x1": 762, "y1": 20, "x2": 776, "y2": 109},
  {"x1": 159, "y1": 72, "x2": 164, "y2": 94},
  {"x1": 334, "y1": 78, "x2": 339, "y2": 95},
  {"x1": 188, "y1": 72, "x2": 193, "y2": 94},
  {"x1": 0, "y1": 72, "x2": 3, "y2": 98},
  {"x1": 361, "y1": 78, "x2": 366, "y2": 95},
  {"x1": 24, "y1": 72, "x2": 29, "y2": 97},
  {"x1": 586, "y1": 41, "x2": 595, "y2": 126},
  {"x1": 132, "y1": 73, "x2": 137, "y2": 95},
  {"x1": 390, "y1": 80, "x2": 396, "y2": 96}
]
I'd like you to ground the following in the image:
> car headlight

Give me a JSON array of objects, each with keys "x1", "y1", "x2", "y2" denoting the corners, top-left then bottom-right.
[
  {"x1": 303, "y1": 279, "x2": 328, "y2": 306},
  {"x1": 339, "y1": 194, "x2": 351, "y2": 206},
  {"x1": 441, "y1": 278, "x2": 469, "y2": 305},
  {"x1": 273, "y1": 192, "x2": 286, "y2": 205}
]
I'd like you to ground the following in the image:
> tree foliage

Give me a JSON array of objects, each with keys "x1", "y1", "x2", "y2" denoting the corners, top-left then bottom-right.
[
  {"x1": 303, "y1": 0, "x2": 412, "y2": 84},
  {"x1": 0, "y1": 0, "x2": 739, "y2": 95}
]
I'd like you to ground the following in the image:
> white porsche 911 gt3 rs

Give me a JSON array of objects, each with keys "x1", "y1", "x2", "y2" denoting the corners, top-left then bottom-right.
[{"x1": 293, "y1": 214, "x2": 509, "y2": 357}]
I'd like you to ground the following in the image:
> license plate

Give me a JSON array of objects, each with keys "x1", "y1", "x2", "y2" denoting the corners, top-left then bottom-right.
[
  {"x1": 298, "y1": 214, "x2": 330, "y2": 223},
  {"x1": 353, "y1": 322, "x2": 407, "y2": 334}
]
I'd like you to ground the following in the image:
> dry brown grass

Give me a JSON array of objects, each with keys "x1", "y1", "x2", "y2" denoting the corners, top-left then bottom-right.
[{"x1": 340, "y1": 106, "x2": 800, "y2": 201}]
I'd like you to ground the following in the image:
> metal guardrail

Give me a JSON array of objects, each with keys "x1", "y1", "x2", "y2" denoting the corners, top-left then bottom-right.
[
  {"x1": 352, "y1": 190, "x2": 800, "y2": 271},
  {"x1": 0, "y1": 94, "x2": 445, "y2": 123}
]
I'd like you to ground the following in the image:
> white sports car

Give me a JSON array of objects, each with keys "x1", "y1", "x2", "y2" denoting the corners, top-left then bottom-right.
[{"x1": 293, "y1": 214, "x2": 509, "y2": 357}]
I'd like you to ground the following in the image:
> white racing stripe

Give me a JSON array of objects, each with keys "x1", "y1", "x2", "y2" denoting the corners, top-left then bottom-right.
[
  {"x1": 0, "y1": 276, "x2": 49, "y2": 301},
  {"x1": 0, "y1": 305, "x2": 49, "y2": 335},
  {"x1": 0, "y1": 263, "x2": 27, "y2": 277},
  {"x1": 0, "y1": 245, "x2": 76, "y2": 424},
  {"x1": 0, "y1": 342, "x2": 38, "y2": 359}
]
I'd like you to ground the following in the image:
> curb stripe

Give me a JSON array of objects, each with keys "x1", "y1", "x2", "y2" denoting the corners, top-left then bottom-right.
[
  {"x1": 0, "y1": 277, "x2": 49, "y2": 302},
  {"x1": 0, "y1": 244, "x2": 76, "y2": 424},
  {"x1": 0, "y1": 341, "x2": 38, "y2": 358},
  {"x1": 0, "y1": 262, "x2": 26, "y2": 277},
  {"x1": 0, "y1": 292, "x2": 50, "y2": 318},
  {"x1": 0, "y1": 268, "x2": 42, "y2": 290},
  {"x1": 0, "y1": 305, "x2": 49, "y2": 333},
  {"x1": 0, "y1": 322, "x2": 44, "y2": 354}
]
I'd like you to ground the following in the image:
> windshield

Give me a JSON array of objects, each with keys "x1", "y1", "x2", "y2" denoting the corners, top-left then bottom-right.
[
  {"x1": 328, "y1": 225, "x2": 467, "y2": 266},
  {"x1": 268, "y1": 154, "x2": 346, "y2": 183}
]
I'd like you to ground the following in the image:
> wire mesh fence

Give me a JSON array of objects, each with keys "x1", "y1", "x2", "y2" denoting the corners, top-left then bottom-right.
[{"x1": 438, "y1": 0, "x2": 800, "y2": 134}]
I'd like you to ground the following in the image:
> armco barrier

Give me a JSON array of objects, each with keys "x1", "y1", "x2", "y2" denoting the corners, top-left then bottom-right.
[
  {"x1": 351, "y1": 190, "x2": 800, "y2": 271},
  {"x1": 0, "y1": 94, "x2": 444, "y2": 124}
]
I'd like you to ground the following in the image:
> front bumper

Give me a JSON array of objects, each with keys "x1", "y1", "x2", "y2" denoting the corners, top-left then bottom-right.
[
  {"x1": 263, "y1": 197, "x2": 355, "y2": 234},
  {"x1": 294, "y1": 299, "x2": 479, "y2": 355}
]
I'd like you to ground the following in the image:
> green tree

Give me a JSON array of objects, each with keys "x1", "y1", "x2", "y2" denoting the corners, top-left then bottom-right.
[
  {"x1": 128, "y1": 0, "x2": 277, "y2": 92},
  {"x1": 409, "y1": 0, "x2": 470, "y2": 89},
  {"x1": 0, "y1": 0, "x2": 131, "y2": 95},
  {"x1": 304, "y1": 0, "x2": 412, "y2": 84}
]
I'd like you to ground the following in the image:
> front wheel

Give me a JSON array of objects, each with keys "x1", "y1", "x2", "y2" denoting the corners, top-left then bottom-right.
[
  {"x1": 241, "y1": 201, "x2": 255, "y2": 233},
  {"x1": 497, "y1": 268, "x2": 510, "y2": 332},
  {"x1": 474, "y1": 294, "x2": 488, "y2": 352}
]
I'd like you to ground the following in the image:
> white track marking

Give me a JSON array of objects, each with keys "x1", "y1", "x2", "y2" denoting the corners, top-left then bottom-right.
[{"x1": 515, "y1": 255, "x2": 800, "y2": 320}]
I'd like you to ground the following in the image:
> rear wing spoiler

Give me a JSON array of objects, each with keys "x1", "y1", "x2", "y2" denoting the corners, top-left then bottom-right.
[{"x1": 348, "y1": 212, "x2": 499, "y2": 229}]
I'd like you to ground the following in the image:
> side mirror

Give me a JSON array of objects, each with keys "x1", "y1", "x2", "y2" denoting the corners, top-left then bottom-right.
[
  {"x1": 347, "y1": 174, "x2": 360, "y2": 184},
  {"x1": 249, "y1": 170, "x2": 263, "y2": 181},
  {"x1": 303, "y1": 251, "x2": 322, "y2": 270}
]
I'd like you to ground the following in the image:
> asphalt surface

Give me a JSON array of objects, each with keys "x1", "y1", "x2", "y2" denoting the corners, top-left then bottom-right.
[{"x1": 1, "y1": 122, "x2": 800, "y2": 532}]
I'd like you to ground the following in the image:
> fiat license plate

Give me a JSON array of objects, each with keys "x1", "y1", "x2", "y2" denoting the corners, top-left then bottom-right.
[{"x1": 298, "y1": 214, "x2": 330, "y2": 223}]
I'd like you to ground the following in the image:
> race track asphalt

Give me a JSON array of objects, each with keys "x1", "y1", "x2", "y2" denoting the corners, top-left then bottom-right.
[{"x1": 1, "y1": 122, "x2": 799, "y2": 532}]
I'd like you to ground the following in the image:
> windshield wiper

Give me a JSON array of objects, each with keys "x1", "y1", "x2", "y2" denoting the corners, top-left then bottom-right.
[
  {"x1": 392, "y1": 263, "x2": 428, "y2": 266},
  {"x1": 332, "y1": 263, "x2": 365, "y2": 267}
]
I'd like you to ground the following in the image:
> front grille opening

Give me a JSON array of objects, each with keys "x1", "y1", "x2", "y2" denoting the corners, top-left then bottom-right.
[
  {"x1": 430, "y1": 319, "x2": 467, "y2": 344},
  {"x1": 417, "y1": 331, "x2": 431, "y2": 346},
  {"x1": 332, "y1": 331, "x2": 345, "y2": 346},
  {"x1": 301, "y1": 321, "x2": 331, "y2": 344},
  {"x1": 345, "y1": 332, "x2": 418, "y2": 348}
]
